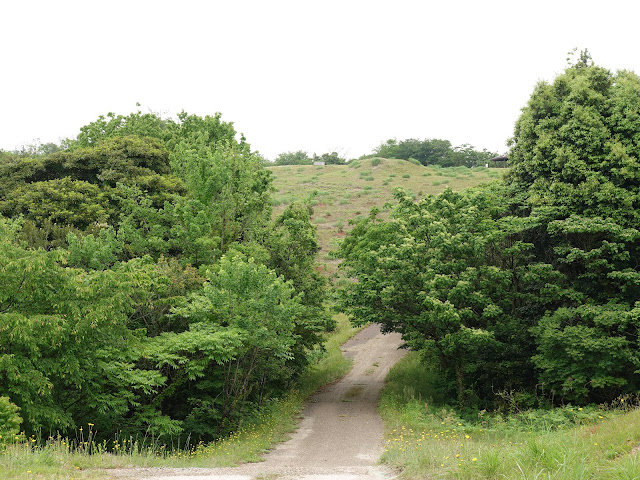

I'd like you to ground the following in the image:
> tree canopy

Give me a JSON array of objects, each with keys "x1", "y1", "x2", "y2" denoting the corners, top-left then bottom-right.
[
  {"x1": 0, "y1": 109, "x2": 331, "y2": 442},
  {"x1": 339, "y1": 54, "x2": 640, "y2": 408}
]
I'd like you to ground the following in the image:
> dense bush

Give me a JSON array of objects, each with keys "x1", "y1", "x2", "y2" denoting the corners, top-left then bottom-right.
[{"x1": 0, "y1": 110, "x2": 330, "y2": 441}]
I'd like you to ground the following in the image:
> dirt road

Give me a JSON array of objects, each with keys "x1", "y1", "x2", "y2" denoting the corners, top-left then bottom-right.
[{"x1": 112, "y1": 324, "x2": 406, "y2": 480}]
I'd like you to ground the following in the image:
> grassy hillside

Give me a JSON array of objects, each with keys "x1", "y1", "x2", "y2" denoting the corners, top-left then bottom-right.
[{"x1": 268, "y1": 158, "x2": 506, "y2": 274}]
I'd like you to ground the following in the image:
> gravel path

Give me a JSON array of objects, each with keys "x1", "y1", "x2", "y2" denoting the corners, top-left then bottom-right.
[{"x1": 111, "y1": 324, "x2": 406, "y2": 480}]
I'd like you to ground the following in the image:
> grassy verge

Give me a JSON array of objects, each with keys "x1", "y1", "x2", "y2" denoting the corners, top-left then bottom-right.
[
  {"x1": 380, "y1": 352, "x2": 640, "y2": 479},
  {"x1": 0, "y1": 314, "x2": 359, "y2": 479}
]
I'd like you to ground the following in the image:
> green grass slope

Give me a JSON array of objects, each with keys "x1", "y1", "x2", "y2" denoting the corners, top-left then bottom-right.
[{"x1": 268, "y1": 158, "x2": 506, "y2": 275}]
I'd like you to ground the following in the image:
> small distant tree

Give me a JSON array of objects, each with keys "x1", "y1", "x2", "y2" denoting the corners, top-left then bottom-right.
[
  {"x1": 313, "y1": 151, "x2": 345, "y2": 165},
  {"x1": 273, "y1": 150, "x2": 312, "y2": 166},
  {"x1": 370, "y1": 138, "x2": 495, "y2": 167},
  {"x1": 444, "y1": 144, "x2": 497, "y2": 167}
]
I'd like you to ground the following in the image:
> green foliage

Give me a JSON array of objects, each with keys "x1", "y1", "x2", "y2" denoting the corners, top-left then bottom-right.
[
  {"x1": 532, "y1": 304, "x2": 640, "y2": 402},
  {"x1": 170, "y1": 142, "x2": 273, "y2": 251},
  {"x1": 167, "y1": 255, "x2": 307, "y2": 437},
  {"x1": 265, "y1": 203, "x2": 333, "y2": 353},
  {"x1": 67, "y1": 109, "x2": 244, "y2": 153},
  {"x1": 0, "y1": 397, "x2": 22, "y2": 440},
  {"x1": 0, "y1": 107, "x2": 329, "y2": 444},
  {"x1": 0, "y1": 218, "x2": 166, "y2": 435},
  {"x1": 166, "y1": 111, "x2": 244, "y2": 152},
  {"x1": 338, "y1": 186, "x2": 560, "y2": 407},
  {"x1": 61, "y1": 135, "x2": 172, "y2": 183},
  {"x1": 66, "y1": 227, "x2": 122, "y2": 270},
  {"x1": 273, "y1": 150, "x2": 312, "y2": 166},
  {"x1": 370, "y1": 138, "x2": 498, "y2": 167},
  {"x1": 506, "y1": 55, "x2": 640, "y2": 402},
  {"x1": 0, "y1": 209, "x2": 328, "y2": 441},
  {"x1": 69, "y1": 109, "x2": 172, "y2": 148},
  {"x1": 1, "y1": 178, "x2": 110, "y2": 229},
  {"x1": 0, "y1": 315, "x2": 358, "y2": 478},
  {"x1": 0, "y1": 135, "x2": 184, "y2": 244},
  {"x1": 313, "y1": 151, "x2": 346, "y2": 165},
  {"x1": 508, "y1": 58, "x2": 640, "y2": 229},
  {"x1": 340, "y1": 54, "x2": 640, "y2": 407},
  {"x1": 1, "y1": 135, "x2": 175, "y2": 191}
]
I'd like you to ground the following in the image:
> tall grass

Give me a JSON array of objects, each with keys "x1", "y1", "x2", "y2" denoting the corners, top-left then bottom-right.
[
  {"x1": 0, "y1": 315, "x2": 359, "y2": 479},
  {"x1": 380, "y1": 352, "x2": 640, "y2": 479}
]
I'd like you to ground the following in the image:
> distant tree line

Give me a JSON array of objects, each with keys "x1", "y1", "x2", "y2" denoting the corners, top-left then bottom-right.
[
  {"x1": 269, "y1": 142, "x2": 497, "y2": 168},
  {"x1": 367, "y1": 138, "x2": 499, "y2": 167},
  {"x1": 272, "y1": 150, "x2": 346, "y2": 166}
]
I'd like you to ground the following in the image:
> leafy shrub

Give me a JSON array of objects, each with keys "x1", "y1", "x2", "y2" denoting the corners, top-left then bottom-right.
[{"x1": 0, "y1": 397, "x2": 22, "y2": 439}]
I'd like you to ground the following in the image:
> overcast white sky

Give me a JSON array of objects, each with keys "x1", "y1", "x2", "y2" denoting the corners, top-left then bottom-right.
[{"x1": 2, "y1": 0, "x2": 639, "y2": 160}]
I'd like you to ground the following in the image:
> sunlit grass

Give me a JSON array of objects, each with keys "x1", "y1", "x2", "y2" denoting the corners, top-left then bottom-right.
[
  {"x1": 0, "y1": 314, "x2": 359, "y2": 479},
  {"x1": 379, "y1": 352, "x2": 640, "y2": 479}
]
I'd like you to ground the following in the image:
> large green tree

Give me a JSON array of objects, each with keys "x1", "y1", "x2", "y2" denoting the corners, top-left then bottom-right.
[
  {"x1": 506, "y1": 52, "x2": 640, "y2": 402},
  {"x1": 340, "y1": 53, "x2": 640, "y2": 406},
  {"x1": 338, "y1": 186, "x2": 564, "y2": 407}
]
